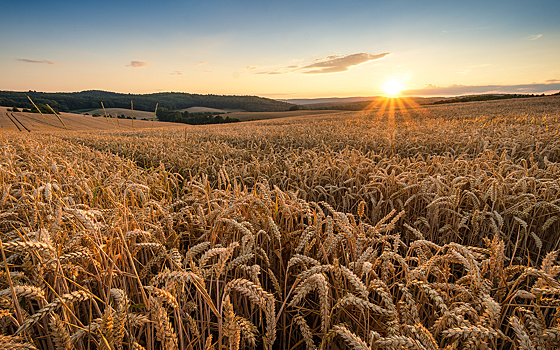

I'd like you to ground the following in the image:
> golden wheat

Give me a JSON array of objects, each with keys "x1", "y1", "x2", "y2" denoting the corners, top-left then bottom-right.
[{"x1": 1, "y1": 96, "x2": 560, "y2": 349}]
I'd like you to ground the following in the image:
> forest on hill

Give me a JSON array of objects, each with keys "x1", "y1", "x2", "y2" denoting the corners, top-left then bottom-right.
[
  {"x1": 0, "y1": 90, "x2": 294, "y2": 113},
  {"x1": 429, "y1": 93, "x2": 548, "y2": 105}
]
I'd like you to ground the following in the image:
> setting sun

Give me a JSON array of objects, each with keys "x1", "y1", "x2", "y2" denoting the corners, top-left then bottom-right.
[{"x1": 383, "y1": 79, "x2": 404, "y2": 97}]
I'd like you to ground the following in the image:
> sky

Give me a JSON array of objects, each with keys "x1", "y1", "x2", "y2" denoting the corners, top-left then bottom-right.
[{"x1": 1, "y1": 0, "x2": 559, "y2": 99}]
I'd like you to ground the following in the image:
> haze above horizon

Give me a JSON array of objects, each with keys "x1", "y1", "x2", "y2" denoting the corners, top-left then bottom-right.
[{"x1": 1, "y1": 0, "x2": 559, "y2": 99}]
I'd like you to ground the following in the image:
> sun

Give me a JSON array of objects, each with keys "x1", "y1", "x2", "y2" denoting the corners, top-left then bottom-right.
[{"x1": 383, "y1": 79, "x2": 404, "y2": 97}]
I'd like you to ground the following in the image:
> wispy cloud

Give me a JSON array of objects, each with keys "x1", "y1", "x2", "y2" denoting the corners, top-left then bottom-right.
[
  {"x1": 256, "y1": 52, "x2": 390, "y2": 75},
  {"x1": 529, "y1": 34, "x2": 543, "y2": 40},
  {"x1": 310, "y1": 55, "x2": 341, "y2": 63},
  {"x1": 255, "y1": 70, "x2": 285, "y2": 75},
  {"x1": 195, "y1": 61, "x2": 208, "y2": 66},
  {"x1": 170, "y1": 71, "x2": 184, "y2": 75},
  {"x1": 405, "y1": 82, "x2": 560, "y2": 96},
  {"x1": 17, "y1": 58, "x2": 57, "y2": 65},
  {"x1": 301, "y1": 53, "x2": 390, "y2": 74},
  {"x1": 128, "y1": 61, "x2": 149, "y2": 68}
]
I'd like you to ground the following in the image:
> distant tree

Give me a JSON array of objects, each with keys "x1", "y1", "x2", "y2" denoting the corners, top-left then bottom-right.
[
  {"x1": 11, "y1": 107, "x2": 20, "y2": 112},
  {"x1": 0, "y1": 98, "x2": 18, "y2": 107},
  {"x1": 431, "y1": 93, "x2": 538, "y2": 105},
  {"x1": 288, "y1": 105, "x2": 300, "y2": 111},
  {"x1": 31, "y1": 103, "x2": 56, "y2": 114}
]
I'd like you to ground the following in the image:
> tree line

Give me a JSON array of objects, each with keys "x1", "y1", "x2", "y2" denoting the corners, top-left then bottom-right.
[
  {"x1": 156, "y1": 108, "x2": 240, "y2": 125},
  {"x1": 0, "y1": 90, "x2": 294, "y2": 113},
  {"x1": 430, "y1": 93, "x2": 544, "y2": 105},
  {"x1": 7, "y1": 104, "x2": 58, "y2": 114}
]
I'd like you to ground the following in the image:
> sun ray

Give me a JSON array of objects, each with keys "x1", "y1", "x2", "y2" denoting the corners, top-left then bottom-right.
[{"x1": 361, "y1": 81, "x2": 431, "y2": 130}]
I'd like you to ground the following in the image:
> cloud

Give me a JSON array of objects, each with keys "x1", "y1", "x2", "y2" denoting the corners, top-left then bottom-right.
[
  {"x1": 17, "y1": 58, "x2": 57, "y2": 65},
  {"x1": 128, "y1": 61, "x2": 149, "y2": 68},
  {"x1": 256, "y1": 52, "x2": 390, "y2": 75},
  {"x1": 245, "y1": 66, "x2": 257, "y2": 70},
  {"x1": 529, "y1": 34, "x2": 543, "y2": 40},
  {"x1": 170, "y1": 71, "x2": 184, "y2": 75},
  {"x1": 310, "y1": 55, "x2": 342, "y2": 63},
  {"x1": 195, "y1": 61, "x2": 208, "y2": 66},
  {"x1": 405, "y1": 82, "x2": 560, "y2": 96},
  {"x1": 300, "y1": 52, "x2": 390, "y2": 74}
]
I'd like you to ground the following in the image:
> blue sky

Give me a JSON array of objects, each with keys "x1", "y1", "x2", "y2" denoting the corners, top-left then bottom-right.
[{"x1": 1, "y1": 0, "x2": 559, "y2": 98}]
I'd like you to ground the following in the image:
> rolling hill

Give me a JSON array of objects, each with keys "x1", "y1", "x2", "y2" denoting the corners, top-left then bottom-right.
[
  {"x1": 0, "y1": 90, "x2": 295, "y2": 113},
  {"x1": 0, "y1": 107, "x2": 180, "y2": 132},
  {"x1": 85, "y1": 108, "x2": 157, "y2": 120}
]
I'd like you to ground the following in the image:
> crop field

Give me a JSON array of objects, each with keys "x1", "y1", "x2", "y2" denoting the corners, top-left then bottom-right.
[
  {"x1": 222, "y1": 110, "x2": 339, "y2": 122},
  {"x1": 0, "y1": 107, "x2": 180, "y2": 132},
  {"x1": 85, "y1": 108, "x2": 158, "y2": 121},
  {"x1": 1, "y1": 96, "x2": 560, "y2": 349}
]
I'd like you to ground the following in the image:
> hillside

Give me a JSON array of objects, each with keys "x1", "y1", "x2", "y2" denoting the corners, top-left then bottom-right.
[
  {"x1": 429, "y1": 93, "x2": 544, "y2": 105},
  {"x1": 179, "y1": 106, "x2": 234, "y2": 113},
  {"x1": 279, "y1": 96, "x2": 380, "y2": 105},
  {"x1": 85, "y1": 108, "x2": 157, "y2": 120},
  {"x1": 0, "y1": 90, "x2": 294, "y2": 113},
  {"x1": 286, "y1": 96, "x2": 449, "y2": 110},
  {"x1": 283, "y1": 94, "x2": 552, "y2": 110},
  {"x1": 225, "y1": 109, "x2": 339, "y2": 121},
  {"x1": 0, "y1": 107, "x2": 180, "y2": 131}
]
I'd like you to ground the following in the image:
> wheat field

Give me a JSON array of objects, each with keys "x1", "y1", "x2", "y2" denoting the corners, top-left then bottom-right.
[{"x1": 1, "y1": 96, "x2": 560, "y2": 349}]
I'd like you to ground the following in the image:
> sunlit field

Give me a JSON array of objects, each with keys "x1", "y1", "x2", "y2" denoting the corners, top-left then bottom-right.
[{"x1": 2, "y1": 95, "x2": 560, "y2": 349}]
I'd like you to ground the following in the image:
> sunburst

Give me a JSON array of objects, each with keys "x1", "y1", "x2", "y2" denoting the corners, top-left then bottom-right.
[{"x1": 382, "y1": 79, "x2": 404, "y2": 97}]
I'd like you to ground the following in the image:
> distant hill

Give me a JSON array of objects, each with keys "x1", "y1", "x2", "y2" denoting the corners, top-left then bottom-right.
[
  {"x1": 179, "y1": 107, "x2": 233, "y2": 113},
  {"x1": 288, "y1": 96, "x2": 449, "y2": 110},
  {"x1": 0, "y1": 106, "x2": 179, "y2": 132},
  {"x1": 279, "y1": 97, "x2": 379, "y2": 105},
  {"x1": 0, "y1": 90, "x2": 294, "y2": 113},
  {"x1": 281, "y1": 93, "x2": 551, "y2": 110},
  {"x1": 429, "y1": 93, "x2": 543, "y2": 105},
  {"x1": 86, "y1": 108, "x2": 156, "y2": 120}
]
